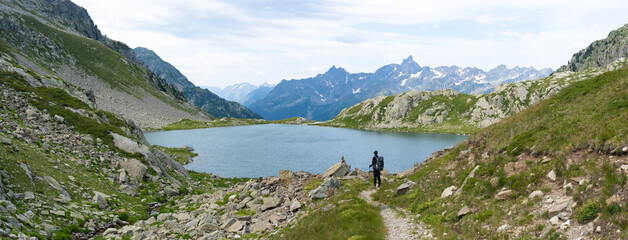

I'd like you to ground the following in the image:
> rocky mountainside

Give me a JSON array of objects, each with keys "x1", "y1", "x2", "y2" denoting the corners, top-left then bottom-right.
[
  {"x1": 0, "y1": 0, "x2": 212, "y2": 129},
  {"x1": 250, "y1": 56, "x2": 551, "y2": 121},
  {"x1": 557, "y1": 23, "x2": 628, "y2": 72},
  {"x1": 365, "y1": 59, "x2": 628, "y2": 239},
  {"x1": 0, "y1": 71, "x2": 194, "y2": 238},
  {"x1": 325, "y1": 60, "x2": 626, "y2": 134},
  {"x1": 133, "y1": 47, "x2": 262, "y2": 119},
  {"x1": 242, "y1": 84, "x2": 273, "y2": 107}
]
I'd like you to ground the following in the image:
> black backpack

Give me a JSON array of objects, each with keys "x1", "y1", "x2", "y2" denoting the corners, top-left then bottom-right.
[{"x1": 375, "y1": 156, "x2": 384, "y2": 171}]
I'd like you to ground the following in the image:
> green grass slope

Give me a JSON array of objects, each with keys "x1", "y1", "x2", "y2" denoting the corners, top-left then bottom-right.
[{"x1": 368, "y1": 65, "x2": 628, "y2": 239}]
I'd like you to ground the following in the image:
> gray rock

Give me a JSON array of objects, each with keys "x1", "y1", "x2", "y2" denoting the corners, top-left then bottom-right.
[
  {"x1": 495, "y1": 189, "x2": 513, "y2": 200},
  {"x1": 53, "y1": 115, "x2": 64, "y2": 123},
  {"x1": 322, "y1": 161, "x2": 350, "y2": 178},
  {"x1": 164, "y1": 186, "x2": 179, "y2": 196},
  {"x1": 279, "y1": 170, "x2": 296, "y2": 186},
  {"x1": 0, "y1": 136, "x2": 10, "y2": 145},
  {"x1": 457, "y1": 206, "x2": 471, "y2": 217},
  {"x1": 119, "y1": 171, "x2": 128, "y2": 183},
  {"x1": 42, "y1": 176, "x2": 71, "y2": 200},
  {"x1": 528, "y1": 190, "x2": 543, "y2": 199},
  {"x1": 220, "y1": 218, "x2": 236, "y2": 230},
  {"x1": 249, "y1": 221, "x2": 269, "y2": 232},
  {"x1": 261, "y1": 197, "x2": 282, "y2": 211},
  {"x1": 92, "y1": 191, "x2": 110, "y2": 209},
  {"x1": 547, "y1": 170, "x2": 556, "y2": 181},
  {"x1": 289, "y1": 199, "x2": 302, "y2": 212},
  {"x1": 321, "y1": 176, "x2": 341, "y2": 189},
  {"x1": 5, "y1": 216, "x2": 21, "y2": 229},
  {"x1": 24, "y1": 191, "x2": 35, "y2": 200},
  {"x1": 120, "y1": 159, "x2": 148, "y2": 180},
  {"x1": 309, "y1": 186, "x2": 329, "y2": 200},
  {"x1": 111, "y1": 133, "x2": 150, "y2": 155},
  {"x1": 396, "y1": 181, "x2": 416, "y2": 195},
  {"x1": 441, "y1": 186, "x2": 457, "y2": 198},
  {"x1": 455, "y1": 165, "x2": 479, "y2": 195},
  {"x1": 119, "y1": 184, "x2": 138, "y2": 196},
  {"x1": 19, "y1": 163, "x2": 35, "y2": 185},
  {"x1": 548, "y1": 197, "x2": 573, "y2": 213},
  {"x1": 550, "y1": 216, "x2": 561, "y2": 225}
]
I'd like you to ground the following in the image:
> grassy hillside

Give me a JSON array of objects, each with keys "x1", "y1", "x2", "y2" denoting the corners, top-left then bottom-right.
[
  {"x1": 323, "y1": 61, "x2": 623, "y2": 135},
  {"x1": 368, "y1": 64, "x2": 628, "y2": 239},
  {"x1": 0, "y1": 7, "x2": 211, "y2": 128}
]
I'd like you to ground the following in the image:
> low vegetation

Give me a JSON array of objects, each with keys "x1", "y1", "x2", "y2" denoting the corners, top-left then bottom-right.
[
  {"x1": 368, "y1": 65, "x2": 628, "y2": 239},
  {"x1": 271, "y1": 179, "x2": 386, "y2": 240}
]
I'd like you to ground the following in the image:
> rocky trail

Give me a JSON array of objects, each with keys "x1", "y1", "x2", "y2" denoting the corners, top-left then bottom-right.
[{"x1": 360, "y1": 189, "x2": 431, "y2": 240}]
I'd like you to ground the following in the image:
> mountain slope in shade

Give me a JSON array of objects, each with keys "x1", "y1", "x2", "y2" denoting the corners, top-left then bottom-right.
[
  {"x1": 133, "y1": 47, "x2": 262, "y2": 119},
  {"x1": 250, "y1": 56, "x2": 552, "y2": 121},
  {"x1": 0, "y1": 0, "x2": 211, "y2": 128}
]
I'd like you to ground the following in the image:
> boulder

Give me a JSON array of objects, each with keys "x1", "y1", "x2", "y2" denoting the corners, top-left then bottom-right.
[
  {"x1": 24, "y1": 192, "x2": 34, "y2": 200},
  {"x1": 495, "y1": 190, "x2": 513, "y2": 200},
  {"x1": 279, "y1": 170, "x2": 296, "y2": 186},
  {"x1": 226, "y1": 220, "x2": 245, "y2": 233},
  {"x1": 396, "y1": 181, "x2": 416, "y2": 196},
  {"x1": 321, "y1": 176, "x2": 342, "y2": 189},
  {"x1": 322, "y1": 160, "x2": 350, "y2": 178},
  {"x1": 548, "y1": 196, "x2": 573, "y2": 213},
  {"x1": 119, "y1": 184, "x2": 138, "y2": 197},
  {"x1": 261, "y1": 197, "x2": 282, "y2": 211},
  {"x1": 111, "y1": 133, "x2": 150, "y2": 155},
  {"x1": 547, "y1": 170, "x2": 556, "y2": 182},
  {"x1": 290, "y1": 199, "x2": 302, "y2": 212},
  {"x1": 119, "y1": 171, "x2": 128, "y2": 183},
  {"x1": 43, "y1": 176, "x2": 71, "y2": 200},
  {"x1": 441, "y1": 186, "x2": 457, "y2": 199},
  {"x1": 309, "y1": 186, "x2": 329, "y2": 200},
  {"x1": 457, "y1": 206, "x2": 471, "y2": 217},
  {"x1": 93, "y1": 191, "x2": 110, "y2": 209},
  {"x1": 120, "y1": 159, "x2": 148, "y2": 180},
  {"x1": 164, "y1": 186, "x2": 179, "y2": 196},
  {"x1": 529, "y1": 190, "x2": 544, "y2": 199},
  {"x1": 197, "y1": 213, "x2": 219, "y2": 232},
  {"x1": 249, "y1": 221, "x2": 269, "y2": 232},
  {"x1": 550, "y1": 216, "x2": 561, "y2": 225}
]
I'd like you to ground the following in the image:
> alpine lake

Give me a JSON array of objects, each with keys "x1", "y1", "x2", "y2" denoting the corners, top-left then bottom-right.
[{"x1": 145, "y1": 124, "x2": 468, "y2": 178}]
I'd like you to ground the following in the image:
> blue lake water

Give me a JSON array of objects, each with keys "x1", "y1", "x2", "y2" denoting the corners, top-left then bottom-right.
[{"x1": 144, "y1": 124, "x2": 468, "y2": 178}]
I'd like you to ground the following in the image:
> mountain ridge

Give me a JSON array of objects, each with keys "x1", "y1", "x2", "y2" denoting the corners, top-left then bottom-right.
[
  {"x1": 133, "y1": 47, "x2": 262, "y2": 119},
  {"x1": 250, "y1": 56, "x2": 552, "y2": 121}
]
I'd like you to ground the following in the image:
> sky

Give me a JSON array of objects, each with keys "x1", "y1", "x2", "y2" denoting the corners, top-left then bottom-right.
[{"x1": 72, "y1": 0, "x2": 628, "y2": 88}]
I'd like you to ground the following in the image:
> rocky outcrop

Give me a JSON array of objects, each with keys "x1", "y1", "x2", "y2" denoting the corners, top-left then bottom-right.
[
  {"x1": 557, "y1": 23, "x2": 628, "y2": 72},
  {"x1": 327, "y1": 58, "x2": 628, "y2": 133},
  {"x1": 134, "y1": 47, "x2": 262, "y2": 119}
]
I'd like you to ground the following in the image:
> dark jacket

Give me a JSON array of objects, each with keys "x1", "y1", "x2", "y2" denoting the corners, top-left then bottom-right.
[{"x1": 370, "y1": 155, "x2": 379, "y2": 171}]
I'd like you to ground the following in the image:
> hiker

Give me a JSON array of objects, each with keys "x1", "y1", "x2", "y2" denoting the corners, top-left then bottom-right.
[{"x1": 369, "y1": 150, "x2": 384, "y2": 187}]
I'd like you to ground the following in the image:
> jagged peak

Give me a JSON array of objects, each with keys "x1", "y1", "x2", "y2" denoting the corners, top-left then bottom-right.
[
  {"x1": 401, "y1": 55, "x2": 419, "y2": 67},
  {"x1": 325, "y1": 65, "x2": 347, "y2": 74}
]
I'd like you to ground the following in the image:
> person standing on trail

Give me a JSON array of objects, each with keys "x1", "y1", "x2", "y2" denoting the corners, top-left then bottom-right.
[{"x1": 369, "y1": 150, "x2": 384, "y2": 187}]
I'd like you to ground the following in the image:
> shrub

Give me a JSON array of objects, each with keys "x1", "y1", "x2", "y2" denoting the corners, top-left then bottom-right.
[
  {"x1": 576, "y1": 200, "x2": 600, "y2": 223},
  {"x1": 118, "y1": 211, "x2": 130, "y2": 222}
]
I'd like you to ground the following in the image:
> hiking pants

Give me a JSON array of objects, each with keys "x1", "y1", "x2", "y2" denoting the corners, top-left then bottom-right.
[{"x1": 373, "y1": 169, "x2": 381, "y2": 186}]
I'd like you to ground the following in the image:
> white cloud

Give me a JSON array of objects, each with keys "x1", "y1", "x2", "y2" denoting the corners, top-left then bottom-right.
[{"x1": 72, "y1": 0, "x2": 628, "y2": 87}]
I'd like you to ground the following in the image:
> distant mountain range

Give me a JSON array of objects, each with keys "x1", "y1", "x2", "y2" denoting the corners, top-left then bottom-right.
[
  {"x1": 249, "y1": 56, "x2": 552, "y2": 121},
  {"x1": 133, "y1": 47, "x2": 262, "y2": 119},
  {"x1": 202, "y1": 83, "x2": 275, "y2": 107}
]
